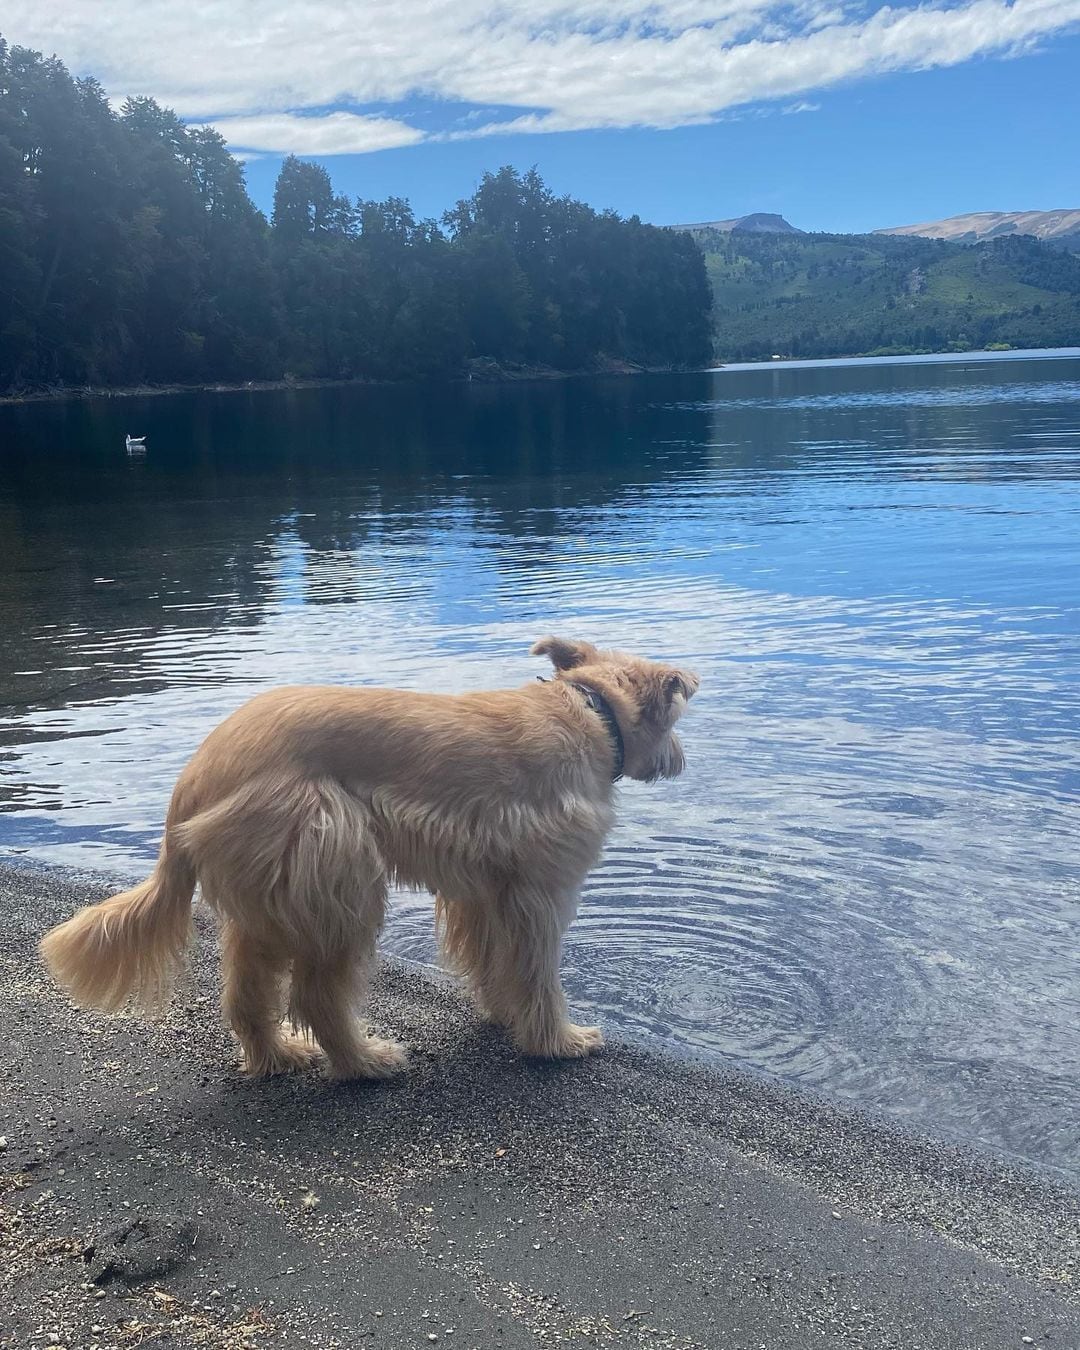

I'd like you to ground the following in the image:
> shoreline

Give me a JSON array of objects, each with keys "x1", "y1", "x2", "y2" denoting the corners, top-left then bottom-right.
[
  {"x1": 714, "y1": 344, "x2": 1080, "y2": 371},
  {"x1": 0, "y1": 358, "x2": 671, "y2": 409},
  {"x1": 3, "y1": 860, "x2": 1079, "y2": 1349},
  {"x1": 6, "y1": 342, "x2": 1080, "y2": 405},
  {"x1": 4, "y1": 346, "x2": 1078, "y2": 409}
]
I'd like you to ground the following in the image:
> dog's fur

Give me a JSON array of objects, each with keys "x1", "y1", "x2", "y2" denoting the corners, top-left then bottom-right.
[{"x1": 40, "y1": 638, "x2": 698, "y2": 1078}]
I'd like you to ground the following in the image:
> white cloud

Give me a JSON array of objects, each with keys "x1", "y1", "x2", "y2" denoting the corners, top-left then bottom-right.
[
  {"x1": 3, "y1": 0, "x2": 1078, "y2": 154},
  {"x1": 207, "y1": 111, "x2": 424, "y2": 155}
]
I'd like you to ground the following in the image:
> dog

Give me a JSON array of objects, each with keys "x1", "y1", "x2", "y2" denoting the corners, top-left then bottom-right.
[{"x1": 40, "y1": 637, "x2": 699, "y2": 1078}]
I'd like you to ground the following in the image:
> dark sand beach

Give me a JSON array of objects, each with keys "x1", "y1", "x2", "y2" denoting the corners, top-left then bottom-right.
[{"x1": 2, "y1": 861, "x2": 1078, "y2": 1349}]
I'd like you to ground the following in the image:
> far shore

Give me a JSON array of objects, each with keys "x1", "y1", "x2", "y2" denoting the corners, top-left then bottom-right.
[
  {"x1": 0, "y1": 374, "x2": 383, "y2": 408},
  {"x1": 3, "y1": 858, "x2": 1079, "y2": 1349},
  {"x1": 4, "y1": 345, "x2": 1079, "y2": 409},
  {"x1": 0, "y1": 356, "x2": 670, "y2": 409}
]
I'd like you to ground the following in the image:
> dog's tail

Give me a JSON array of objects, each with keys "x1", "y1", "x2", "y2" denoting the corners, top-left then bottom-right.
[{"x1": 39, "y1": 838, "x2": 196, "y2": 1014}]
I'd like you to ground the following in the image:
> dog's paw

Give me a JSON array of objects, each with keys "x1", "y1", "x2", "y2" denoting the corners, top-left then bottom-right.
[
  {"x1": 556, "y1": 1023, "x2": 605, "y2": 1058},
  {"x1": 244, "y1": 1032, "x2": 322, "y2": 1077},
  {"x1": 517, "y1": 1022, "x2": 606, "y2": 1059},
  {"x1": 364, "y1": 1036, "x2": 410, "y2": 1077},
  {"x1": 275, "y1": 1032, "x2": 324, "y2": 1070},
  {"x1": 326, "y1": 1036, "x2": 409, "y2": 1081}
]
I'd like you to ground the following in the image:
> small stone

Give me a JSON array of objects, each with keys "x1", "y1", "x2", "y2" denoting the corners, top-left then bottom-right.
[
  {"x1": 428, "y1": 1336, "x2": 439, "y2": 1344},
  {"x1": 831, "y1": 1211, "x2": 841, "y2": 1220},
  {"x1": 1021, "y1": 1339, "x2": 1035, "y2": 1346},
  {"x1": 0, "y1": 1136, "x2": 7, "y2": 1150}
]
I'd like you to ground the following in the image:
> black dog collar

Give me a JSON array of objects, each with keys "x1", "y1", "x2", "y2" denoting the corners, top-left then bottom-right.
[
  {"x1": 537, "y1": 676, "x2": 625, "y2": 781},
  {"x1": 537, "y1": 675, "x2": 623, "y2": 783},
  {"x1": 568, "y1": 682, "x2": 625, "y2": 782}
]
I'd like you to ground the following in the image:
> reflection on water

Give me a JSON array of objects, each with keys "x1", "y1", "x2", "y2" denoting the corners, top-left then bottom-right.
[{"x1": 2, "y1": 351, "x2": 1079, "y2": 1178}]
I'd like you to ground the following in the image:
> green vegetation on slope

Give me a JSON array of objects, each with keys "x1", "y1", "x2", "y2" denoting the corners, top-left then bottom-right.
[
  {"x1": 699, "y1": 229, "x2": 1080, "y2": 360},
  {"x1": 0, "y1": 38, "x2": 712, "y2": 394}
]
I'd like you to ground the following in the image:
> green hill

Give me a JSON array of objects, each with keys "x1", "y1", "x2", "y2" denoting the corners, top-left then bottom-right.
[{"x1": 694, "y1": 229, "x2": 1080, "y2": 361}]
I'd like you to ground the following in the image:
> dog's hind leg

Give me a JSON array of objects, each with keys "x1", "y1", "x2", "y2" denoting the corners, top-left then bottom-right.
[
  {"x1": 221, "y1": 920, "x2": 319, "y2": 1076},
  {"x1": 498, "y1": 886, "x2": 604, "y2": 1060},
  {"x1": 288, "y1": 931, "x2": 407, "y2": 1081},
  {"x1": 236, "y1": 778, "x2": 405, "y2": 1080}
]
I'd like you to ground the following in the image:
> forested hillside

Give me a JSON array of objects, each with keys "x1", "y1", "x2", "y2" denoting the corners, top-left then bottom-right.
[
  {"x1": 701, "y1": 228, "x2": 1080, "y2": 360},
  {"x1": 0, "y1": 39, "x2": 712, "y2": 394}
]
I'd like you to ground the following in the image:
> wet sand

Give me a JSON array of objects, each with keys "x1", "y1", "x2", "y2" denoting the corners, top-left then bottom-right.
[{"x1": 2, "y1": 861, "x2": 1078, "y2": 1349}]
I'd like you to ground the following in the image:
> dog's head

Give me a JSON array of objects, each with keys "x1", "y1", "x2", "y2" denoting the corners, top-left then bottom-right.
[{"x1": 531, "y1": 636, "x2": 700, "y2": 782}]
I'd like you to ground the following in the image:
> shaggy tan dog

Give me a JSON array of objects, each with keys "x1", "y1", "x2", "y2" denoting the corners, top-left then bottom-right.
[{"x1": 40, "y1": 637, "x2": 698, "y2": 1078}]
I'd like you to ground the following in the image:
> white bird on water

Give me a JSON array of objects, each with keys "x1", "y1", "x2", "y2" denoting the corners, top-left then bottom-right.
[{"x1": 125, "y1": 434, "x2": 146, "y2": 452}]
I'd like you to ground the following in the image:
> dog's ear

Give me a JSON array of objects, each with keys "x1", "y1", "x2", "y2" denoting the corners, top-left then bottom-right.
[
  {"x1": 530, "y1": 636, "x2": 600, "y2": 671},
  {"x1": 662, "y1": 669, "x2": 700, "y2": 703}
]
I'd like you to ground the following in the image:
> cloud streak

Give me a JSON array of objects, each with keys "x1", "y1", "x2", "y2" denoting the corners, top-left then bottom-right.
[
  {"x1": 4, "y1": 0, "x2": 1079, "y2": 154},
  {"x1": 206, "y1": 112, "x2": 424, "y2": 155}
]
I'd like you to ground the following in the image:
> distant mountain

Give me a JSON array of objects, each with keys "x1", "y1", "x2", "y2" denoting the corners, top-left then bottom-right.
[
  {"x1": 875, "y1": 210, "x2": 1080, "y2": 249},
  {"x1": 675, "y1": 212, "x2": 804, "y2": 235},
  {"x1": 697, "y1": 228, "x2": 1080, "y2": 361}
]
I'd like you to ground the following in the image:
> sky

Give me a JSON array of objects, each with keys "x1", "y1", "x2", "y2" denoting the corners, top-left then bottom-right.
[{"x1": 4, "y1": 1, "x2": 1079, "y2": 232}]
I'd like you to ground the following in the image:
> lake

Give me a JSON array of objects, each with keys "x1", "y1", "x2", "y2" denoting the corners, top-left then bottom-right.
[{"x1": 2, "y1": 350, "x2": 1079, "y2": 1178}]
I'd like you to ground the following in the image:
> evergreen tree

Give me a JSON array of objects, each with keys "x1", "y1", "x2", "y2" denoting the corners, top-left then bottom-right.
[
  {"x1": 0, "y1": 40, "x2": 42, "y2": 383},
  {"x1": 0, "y1": 38, "x2": 714, "y2": 394}
]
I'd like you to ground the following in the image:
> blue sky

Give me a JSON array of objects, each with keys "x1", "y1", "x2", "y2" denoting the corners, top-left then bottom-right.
[
  {"x1": 7, "y1": 2, "x2": 1080, "y2": 232},
  {"x1": 242, "y1": 36, "x2": 1080, "y2": 232}
]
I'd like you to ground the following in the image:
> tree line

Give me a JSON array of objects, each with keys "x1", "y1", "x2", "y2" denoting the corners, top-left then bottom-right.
[{"x1": 0, "y1": 38, "x2": 713, "y2": 394}]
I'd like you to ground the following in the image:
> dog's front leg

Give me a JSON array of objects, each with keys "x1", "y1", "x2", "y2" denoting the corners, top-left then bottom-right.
[
  {"x1": 500, "y1": 886, "x2": 604, "y2": 1060},
  {"x1": 434, "y1": 892, "x2": 515, "y2": 1027}
]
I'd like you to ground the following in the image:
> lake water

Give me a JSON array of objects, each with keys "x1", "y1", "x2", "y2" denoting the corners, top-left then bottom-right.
[{"x1": 2, "y1": 351, "x2": 1079, "y2": 1178}]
